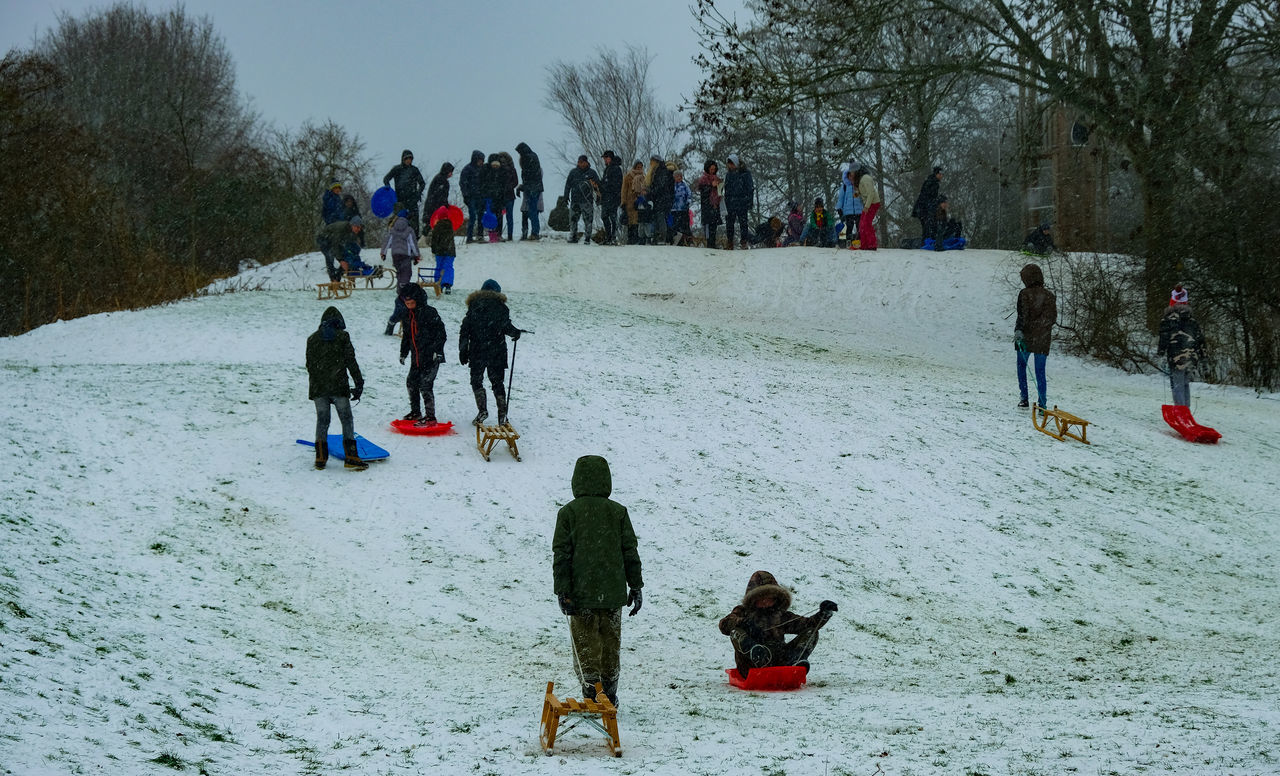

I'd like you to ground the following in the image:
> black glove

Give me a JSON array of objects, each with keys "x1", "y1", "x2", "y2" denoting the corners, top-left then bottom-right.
[
  {"x1": 820, "y1": 600, "x2": 838, "y2": 613},
  {"x1": 459, "y1": 353, "x2": 469, "y2": 366},
  {"x1": 350, "y1": 386, "x2": 363, "y2": 402},
  {"x1": 627, "y1": 588, "x2": 642, "y2": 617},
  {"x1": 399, "y1": 355, "x2": 406, "y2": 365},
  {"x1": 557, "y1": 593, "x2": 575, "y2": 616},
  {"x1": 434, "y1": 352, "x2": 445, "y2": 363},
  {"x1": 510, "y1": 330, "x2": 520, "y2": 341}
]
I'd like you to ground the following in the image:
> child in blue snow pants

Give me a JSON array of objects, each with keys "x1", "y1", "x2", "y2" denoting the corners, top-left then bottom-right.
[
  {"x1": 1017, "y1": 349, "x2": 1048, "y2": 407},
  {"x1": 434, "y1": 256, "x2": 455, "y2": 289}
]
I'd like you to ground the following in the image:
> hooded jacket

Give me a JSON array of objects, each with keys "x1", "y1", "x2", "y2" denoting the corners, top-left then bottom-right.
[
  {"x1": 458, "y1": 288, "x2": 520, "y2": 367},
  {"x1": 306, "y1": 307, "x2": 363, "y2": 400},
  {"x1": 459, "y1": 150, "x2": 485, "y2": 204},
  {"x1": 322, "y1": 188, "x2": 345, "y2": 224},
  {"x1": 912, "y1": 173, "x2": 941, "y2": 219},
  {"x1": 600, "y1": 157, "x2": 624, "y2": 207},
  {"x1": 479, "y1": 154, "x2": 506, "y2": 206},
  {"x1": 564, "y1": 164, "x2": 601, "y2": 204},
  {"x1": 515, "y1": 143, "x2": 543, "y2": 195},
  {"x1": 399, "y1": 285, "x2": 446, "y2": 367},
  {"x1": 1015, "y1": 263, "x2": 1057, "y2": 355},
  {"x1": 382, "y1": 216, "x2": 420, "y2": 258},
  {"x1": 723, "y1": 162, "x2": 754, "y2": 213},
  {"x1": 424, "y1": 162, "x2": 454, "y2": 217},
  {"x1": 429, "y1": 216, "x2": 456, "y2": 257},
  {"x1": 718, "y1": 571, "x2": 826, "y2": 675},
  {"x1": 552, "y1": 455, "x2": 643, "y2": 610},
  {"x1": 383, "y1": 155, "x2": 425, "y2": 204},
  {"x1": 1158, "y1": 304, "x2": 1205, "y2": 371}
]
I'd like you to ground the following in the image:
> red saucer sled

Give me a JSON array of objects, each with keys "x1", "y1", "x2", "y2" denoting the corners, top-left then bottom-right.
[
  {"x1": 1161, "y1": 405, "x2": 1221, "y2": 444},
  {"x1": 389, "y1": 419, "x2": 456, "y2": 436},
  {"x1": 726, "y1": 665, "x2": 808, "y2": 691}
]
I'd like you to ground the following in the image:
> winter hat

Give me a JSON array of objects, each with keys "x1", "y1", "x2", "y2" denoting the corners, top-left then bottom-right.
[
  {"x1": 349, "y1": 216, "x2": 363, "y2": 228},
  {"x1": 329, "y1": 178, "x2": 342, "y2": 190},
  {"x1": 481, "y1": 278, "x2": 501, "y2": 292},
  {"x1": 397, "y1": 209, "x2": 409, "y2": 218},
  {"x1": 933, "y1": 166, "x2": 943, "y2": 175},
  {"x1": 402, "y1": 149, "x2": 414, "y2": 161},
  {"x1": 401, "y1": 282, "x2": 427, "y2": 303},
  {"x1": 1170, "y1": 284, "x2": 1189, "y2": 306},
  {"x1": 727, "y1": 153, "x2": 740, "y2": 166},
  {"x1": 814, "y1": 197, "x2": 824, "y2": 207},
  {"x1": 602, "y1": 149, "x2": 615, "y2": 160},
  {"x1": 577, "y1": 154, "x2": 589, "y2": 163}
]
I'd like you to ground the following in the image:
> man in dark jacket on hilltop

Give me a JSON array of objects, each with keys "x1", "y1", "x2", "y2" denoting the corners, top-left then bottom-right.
[
  {"x1": 458, "y1": 278, "x2": 521, "y2": 426},
  {"x1": 553, "y1": 454, "x2": 643, "y2": 705},
  {"x1": 600, "y1": 151, "x2": 623, "y2": 245},
  {"x1": 1014, "y1": 262, "x2": 1057, "y2": 408},
  {"x1": 718, "y1": 570, "x2": 836, "y2": 678},
  {"x1": 563, "y1": 155, "x2": 601, "y2": 244},
  {"x1": 383, "y1": 150, "x2": 426, "y2": 235},
  {"x1": 459, "y1": 150, "x2": 486, "y2": 243},
  {"x1": 423, "y1": 162, "x2": 454, "y2": 222},
  {"x1": 515, "y1": 142, "x2": 543, "y2": 239},
  {"x1": 723, "y1": 153, "x2": 755, "y2": 249}
]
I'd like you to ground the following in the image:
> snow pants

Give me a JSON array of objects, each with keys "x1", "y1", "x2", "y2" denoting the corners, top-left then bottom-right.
[
  {"x1": 392, "y1": 253, "x2": 415, "y2": 288},
  {"x1": 314, "y1": 396, "x2": 355, "y2": 442},
  {"x1": 1017, "y1": 349, "x2": 1048, "y2": 407},
  {"x1": 731, "y1": 621, "x2": 822, "y2": 678},
  {"x1": 569, "y1": 200, "x2": 594, "y2": 240},
  {"x1": 859, "y1": 203, "x2": 881, "y2": 249},
  {"x1": 407, "y1": 362, "x2": 440, "y2": 418},
  {"x1": 1169, "y1": 367, "x2": 1191, "y2": 407},
  {"x1": 433, "y1": 255, "x2": 455, "y2": 288},
  {"x1": 469, "y1": 362, "x2": 506, "y2": 412},
  {"x1": 570, "y1": 608, "x2": 622, "y2": 701}
]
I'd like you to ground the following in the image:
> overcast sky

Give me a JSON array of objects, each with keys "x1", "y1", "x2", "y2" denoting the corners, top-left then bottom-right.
[{"x1": 1, "y1": 0, "x2": 748, "y2": 188}]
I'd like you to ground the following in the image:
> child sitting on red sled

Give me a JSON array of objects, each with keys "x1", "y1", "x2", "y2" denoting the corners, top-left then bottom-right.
[{"x1": 718, "y1": 570, "x2": 837, "y2": 677}]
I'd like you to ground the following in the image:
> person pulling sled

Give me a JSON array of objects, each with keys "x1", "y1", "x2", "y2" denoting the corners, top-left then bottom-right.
[{"x1": 458, "y1": 279, "x2": 522, "y2": 427}]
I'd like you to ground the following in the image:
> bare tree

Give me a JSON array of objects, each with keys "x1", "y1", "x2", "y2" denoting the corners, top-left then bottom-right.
[{"x1": 544, "y1": 45, "x2": 679, "y2": 168}]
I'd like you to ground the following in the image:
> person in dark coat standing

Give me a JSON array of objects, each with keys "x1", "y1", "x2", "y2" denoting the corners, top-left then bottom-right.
[
  {"x1": 718, "y1": 571, "x2": 836, "y2": 678},
  {"x1": 697, "y1": 160, "x2": 723, "y2": 248},
  {"x1": 1014, "y1": 262, "x2": 1058, "y2": 408},
  {"x1": 428, "y1": 206, "x2": 458, "y2": 294},
  {"x1": 648, "y1": 156, "x2": 675, "y2": 244},
  {"x1": 423, "y1": 162, "x2": 454, "y2": 223},
  {"x1": 515, "y1": 142, "x2": 543, "y2": 239},
  {"x1": 563, "y1": 155, "x2": 601, "y2": 244},
  {"x1": 912, "y1": 166, "x2": 944, "y2": 249},
  {"x1": 1157, "y1": 285, "x2": 1206, "y2": 407},
  {"x1": 600, "y1": 151, "x2": 624, "y2": 245},
  {"x1": 306, "y1": 306, "x2": 366, "y2": 470},
  {"x1": 322, "y1": 179, "x2": 345, "y2": 224},
  {"x1": 1023, "y1": 222, "x2": 1055, "y2": 255},
  {"x1": 723, "y1": 154, "x2": 754, "y2": 249},
  {"x1": 398, "y1": 282, "x2": 447, "y2": 424},
  {"x1": 460, "y1": 149, "x2": 486, "y2": 243},
  {"x1": 479, "y1": 153, "x2": 507, "y2": 240},
  {"x1": 458, "y1": 279, "x2": 522, "y2": 426},
  {"x1": 553, "y1": 454, "x2": 643, "y2": 706},
  {"x1": 498, "y1": 152, "x2": 519, "y2": 241},
  {"x1": 382, "y1": 150, "x2": 426, "y2": 236}
]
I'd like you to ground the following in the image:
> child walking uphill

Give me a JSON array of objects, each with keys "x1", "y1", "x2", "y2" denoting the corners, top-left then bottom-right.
[
  {"x1": 398, "y1": 283, "x2": 447, "y2": 425},
  {"x1": 458, "y1": 279, "x2": 521, "y2": 427},
  {"x1": 429, "y1": 206, "x2": 458, "y2": 294},
  {"x1": 306, "y1": 307, "x2": 367, "y2": 471}
]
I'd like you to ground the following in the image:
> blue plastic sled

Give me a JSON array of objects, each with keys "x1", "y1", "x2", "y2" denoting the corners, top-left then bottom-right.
[
  {"x1": 296, "y1": 434, "x2": 390, "y2": 461},
  {"x1": 371, "y1": 186, "x2": 397, "y2": 218}
]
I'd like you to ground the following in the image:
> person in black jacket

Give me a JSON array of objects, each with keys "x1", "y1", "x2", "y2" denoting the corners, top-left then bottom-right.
[
  {"x1": 459, "y1": 279, "x2": 522, "y2": 427},
  {"x1": 723, "y1": 154, "x2": 754, "y2": 249},
  {"x1": 398, "y1": 283, "x2": 447, "y2": 425},
  {"x1": 912, "y1": 166, "x2": 943, "y2": 249},
  {"x1": 1023, "y1": 222, "x2": 1055, "y2": 255},
  {"x1": 423, "y1": 162, "x2": 454, "y2": 223},
  {"x1": 515, "y1": 142, "x2": 543, "y2": 239},
  {"x1": 306, "y1": 306, "x2": 366, "y2": 470},
  {"x1": 600, "y1": 150, "x2": 623, "y2": 245},
  {"x1": 563, "y1": 155, "x2": 600, "y2": 244},
  {"x1": 648, "y1": 156, "x2": 675, "y2": 244},
  {"x1": 460, "y1": 150, "x2": 486, "y2": 243},
  {"x1": 479, "y1": 153, "x2": 507, "y2": 240},
  {"x1": 383, "y1": 150, "x2": 426, "y2": 236}
]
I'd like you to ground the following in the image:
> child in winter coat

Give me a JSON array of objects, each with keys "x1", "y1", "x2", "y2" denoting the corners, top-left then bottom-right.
[
  {"x1": 1157, "y1": 285, "x2": 1206, "y2": 407},
  {"x1": 835, "y1": 168, "x2": 862, "y2": 247},
  {"x1": 718, "y1": 571, "x2": 837, "y2": 678},
  {"x1": 782, "y1": 202, "x2": 804, "y2": 246},
  {"x1": 799, "y1": 197, "x2": 836, "y2": 247},
  {"x1": 398, "y1": 283, "x2": 447, "y2": 425},
  {"x1": 458, "y1": 279, "x2": 522, "y2": 427},
  {"x1": 1014, "y1": 262, "x2": 1058, "y2": 408},
  {"x1": 305, "y1": 306, "x2": 366, "y2": 470},
  {"x1": 697, "y1": 160, "x2": 723, "y2": 248},
  {"x1": 429, "y1": 207, "x2": 458, "y2": 294},
  {"x1": 670, "y1": 170, "x2": 693, "y2": 245}
]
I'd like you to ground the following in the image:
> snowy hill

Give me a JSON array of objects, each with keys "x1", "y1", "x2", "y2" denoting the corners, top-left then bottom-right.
[{"x1": 1, "y1": 241, "x2": 1277, "y2": 775}]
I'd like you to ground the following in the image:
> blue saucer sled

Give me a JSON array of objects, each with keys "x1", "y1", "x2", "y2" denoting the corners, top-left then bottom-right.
[
  {"x1": 370, "y1": 186, "x2": 397, "y2": 218},
  {"x1": 296, "y1": 435, "x2": 389, "y2": 461}
]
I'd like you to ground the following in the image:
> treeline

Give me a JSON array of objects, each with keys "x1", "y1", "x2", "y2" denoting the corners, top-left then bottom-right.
[{"x1": 0, "y1": 4, "x2": 369, "y2": 336}]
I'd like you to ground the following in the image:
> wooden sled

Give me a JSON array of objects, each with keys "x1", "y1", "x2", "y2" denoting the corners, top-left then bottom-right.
[
  {"x1": 315, "y1": 280, "x2": 352, "y2": 300},
  {"x1": 1032, "y1": 403, "x2": 1090, "y2": 444},
  {"x1": 343, "y1": 266, "x2": 396, "y2": 290},
  {"x1": 539, "y1": 681, "x2": 620, "y2": 757},
  {"x1": 476, "y1": 422, "x2": 520, "y2": 462},
  {"x1": 417, "y1": 266, "x2": 443, "y2": 297}
]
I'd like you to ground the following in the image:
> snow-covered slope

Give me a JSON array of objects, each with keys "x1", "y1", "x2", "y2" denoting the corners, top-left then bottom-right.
[{"x1": 2, "y1": 241, "x2": 1276, "y2": 775}]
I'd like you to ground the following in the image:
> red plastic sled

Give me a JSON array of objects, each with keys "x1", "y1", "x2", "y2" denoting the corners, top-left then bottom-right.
[
  {"x1": 726, "y1": 666, "x2": 808, "y2": 691},
  {"x1": 389, "y1": 419, "x2": 455, "y2": 436},
  {"x1": 1161, "y1": 404, "x2": 1221, "y2": 444},
  {"x1": 429, "y1": 204, "x2": 464, "y2": 231}
]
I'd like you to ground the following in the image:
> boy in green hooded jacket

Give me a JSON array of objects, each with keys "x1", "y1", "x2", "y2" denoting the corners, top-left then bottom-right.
[{"x1": 552, "y1": 455, "x2": 643, "y2": 705}]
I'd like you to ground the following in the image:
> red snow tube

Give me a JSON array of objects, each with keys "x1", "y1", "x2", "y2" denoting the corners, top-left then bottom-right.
[
  {"x1": 1161, "y1": 404, "x2": 1221, "y2": 444},
  {"x1": 726, "y1": 666, "x2": 808, "y2": 691}
]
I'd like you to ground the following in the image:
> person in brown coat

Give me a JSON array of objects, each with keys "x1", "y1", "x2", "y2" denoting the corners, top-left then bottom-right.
[
  {"x1": 1014, "y1": 262, "x2": 1058, "y2": 408},
  {"x1": 621, "y1": 161, "x2": 646, "y2": 244},
  {"x1": 718, "y1": 570, "x2": 837, "y2": 677}
]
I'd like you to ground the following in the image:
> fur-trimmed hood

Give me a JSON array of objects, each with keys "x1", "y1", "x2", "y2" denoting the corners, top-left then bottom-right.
[
  {"x1": 465, "y1": 288, "x2": 507, "y2": 307},
  {"x1": 741, "y1": 570, "x2": 791, "y2": 611}
]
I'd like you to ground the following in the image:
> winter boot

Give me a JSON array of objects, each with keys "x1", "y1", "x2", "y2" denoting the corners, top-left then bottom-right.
[
  {"x1": 402, "y1": 410, "x2": 422, "y2": 421},
  {"x1": 1018, "y1": 398, "x2": 1030, "y2": 409},
  {"x1": 472, "y1": 389, "x2": 488, "y2": 427},
  {"x1": 342, "y1": 438, "x2": 369, "y2": 471},
  {"x1": 314, "y1": 438, "x2": 328, "y2": 470},
  {"x1": 404, "y1": 389, "x2": 422, "y2": 421},
  {"x1": 496, "y1": 394, "x2": 509, "y2": 427}
]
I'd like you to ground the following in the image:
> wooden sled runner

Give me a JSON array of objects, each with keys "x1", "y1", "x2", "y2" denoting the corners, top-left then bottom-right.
[
  {"x1": 539, "y1": 681, "x2": 621, "y2": 757},
  {"x1": 315, "y1": 280, "x2": 352, "y2": 300},
  {"x1": 476, "y1": 423, "x2": 520, "y2": 461},
  {"x1": 1032, "y1": 403, "x2": 1090, "y2": 444}
]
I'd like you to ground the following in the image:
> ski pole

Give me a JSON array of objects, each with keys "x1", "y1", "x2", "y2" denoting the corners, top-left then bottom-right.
[{"x1": 507, "y1": 329, "x2": 533, "y2": 404}]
